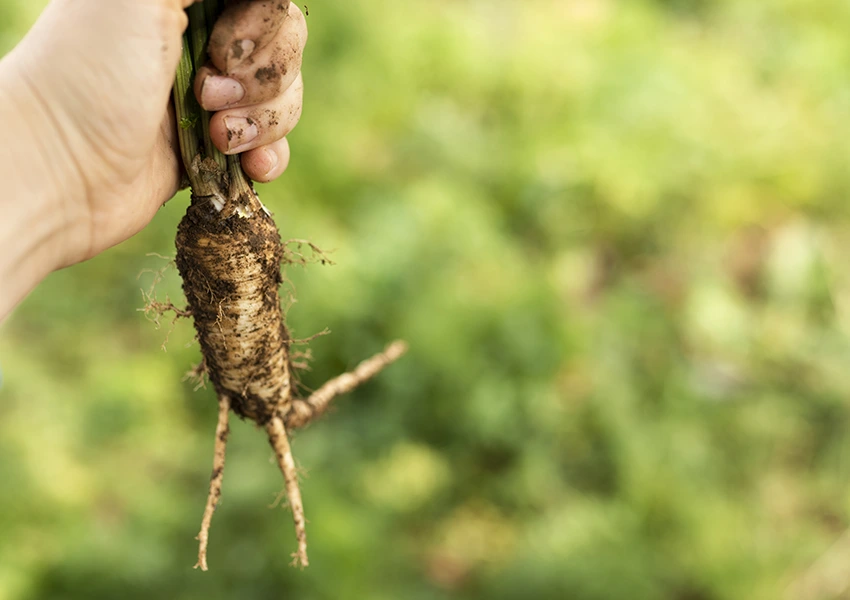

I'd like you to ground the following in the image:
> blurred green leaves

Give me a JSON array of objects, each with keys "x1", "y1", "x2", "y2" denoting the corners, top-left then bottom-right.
[{"x1": 4, "y1": 0, "x2": 850, "y2": 599}]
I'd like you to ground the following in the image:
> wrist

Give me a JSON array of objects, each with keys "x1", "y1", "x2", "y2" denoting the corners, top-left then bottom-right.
[{"x1": 0, "y1": 57, "x2": 89, "y2": 320}]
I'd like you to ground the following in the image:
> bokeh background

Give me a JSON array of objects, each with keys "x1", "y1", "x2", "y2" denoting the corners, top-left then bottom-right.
[{"x1": 4, "y1": 0, "x2": 850, "y2": 598}]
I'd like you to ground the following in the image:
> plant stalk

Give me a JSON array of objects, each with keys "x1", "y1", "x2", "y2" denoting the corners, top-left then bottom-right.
[
  {"x1": 174, "y1": 0, "x2": 254, "y2": 209},
  {"x1": 187, "y1": 2, "x2": 226, "y2": 171},
  {"x1": 172, "y1": 30, "x2": 200, "y2": 172}
]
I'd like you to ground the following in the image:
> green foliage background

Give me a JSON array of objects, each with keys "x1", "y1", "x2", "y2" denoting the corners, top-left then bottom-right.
[{"x1": 4, "y1": 0, "x2": 850, "y2": 598}]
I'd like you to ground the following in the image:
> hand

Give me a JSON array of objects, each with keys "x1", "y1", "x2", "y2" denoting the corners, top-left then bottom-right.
[{"x1": 1, "y1": 0, "x2": 307, "y2": 267}]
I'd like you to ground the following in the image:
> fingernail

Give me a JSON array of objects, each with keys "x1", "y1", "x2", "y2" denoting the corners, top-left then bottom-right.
[
  {"x1": 224, "y1": 116, "x2": 259, "y2": 152},
  {"x1": 263, "y1": 148, "x2": 279, "y2": 178},
  {"x1": 200, "y1": 75, "x2": 245, "y2": 110},
  {"x1": 227, "y1": 39, "x2": 256, "y2": 71}
]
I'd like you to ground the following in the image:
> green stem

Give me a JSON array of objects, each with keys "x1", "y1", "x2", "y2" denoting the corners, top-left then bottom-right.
[
  {"x1": 173, "y1": 31, "x2": 200, "y2": 173},
  {"x1": 174, "y1": 0, "x2": 255, "y2": 205},
  {"x1": 188, "y1": 2, "x2": 226, "y2": 171}
]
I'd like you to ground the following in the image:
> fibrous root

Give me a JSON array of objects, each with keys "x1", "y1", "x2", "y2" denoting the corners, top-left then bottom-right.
[{"x1": 195, "y1": 341, "x2": 407, "y2": 569}]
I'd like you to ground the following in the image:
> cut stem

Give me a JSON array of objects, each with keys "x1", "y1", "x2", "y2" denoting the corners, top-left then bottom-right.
[
  {"x1": 187, "y1": 2, "x2": 226, "y2": 171},
  {"x1": 173, "y1": 30, "x2": 200, "y2": 171},
  {"x1": 174, "y1": 0, "x2": 254, "y2": 203}
]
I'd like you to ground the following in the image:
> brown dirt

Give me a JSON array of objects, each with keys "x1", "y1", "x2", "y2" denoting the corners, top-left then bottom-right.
[{"x1": 175, "y1": 192, "x2": 293, "y2": 424}]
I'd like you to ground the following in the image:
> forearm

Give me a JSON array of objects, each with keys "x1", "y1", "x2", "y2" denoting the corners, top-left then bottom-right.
[{"x1": 0, "y1": 59, "x2": 86, "y2": 322}]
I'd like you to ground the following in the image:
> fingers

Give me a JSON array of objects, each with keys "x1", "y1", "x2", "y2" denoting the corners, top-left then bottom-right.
[
  {"x1": 190, "y1": 1, "x2": 305, "y2": 182},
  {"x1": 195, "y1": 2, "x2": 307, "y2": 110},
  {"x1": 208, "y1": 72, "x2": 302, "y2": 154},
  {"x1": 241, "y1": 137, "x2": 291, "y2": 183}
]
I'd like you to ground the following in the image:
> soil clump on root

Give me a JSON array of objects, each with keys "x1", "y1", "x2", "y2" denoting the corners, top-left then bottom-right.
[
  {"x1": 170, "y1": 1, "x2": 408, "y2": 571},
  {"x1": 174, "y1": 183, "x2": 406, "y2": 571}
]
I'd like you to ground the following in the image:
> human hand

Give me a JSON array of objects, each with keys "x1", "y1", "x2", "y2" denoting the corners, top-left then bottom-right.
[{"x1": 1, "y1": 0, "x2": 306, "y2": 268}]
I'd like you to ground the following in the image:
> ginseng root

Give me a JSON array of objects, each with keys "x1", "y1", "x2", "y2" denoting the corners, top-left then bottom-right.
[
  {"x1": 172, "y1": 1, "x2": 408, "y2": 571},
  {"x1": 177, "y1": 185, "x2": 407, "y2": 571}
]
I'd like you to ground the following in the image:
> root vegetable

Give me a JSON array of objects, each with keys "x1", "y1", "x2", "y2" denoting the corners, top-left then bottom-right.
[{"x1": 168, "y1": 0, "x2": 407, "y2": 570}]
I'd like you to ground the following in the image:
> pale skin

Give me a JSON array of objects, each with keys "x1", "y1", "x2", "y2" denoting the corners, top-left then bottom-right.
[{"x1": 0, "y1": 0, "x2": 307, "y2": 321}]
